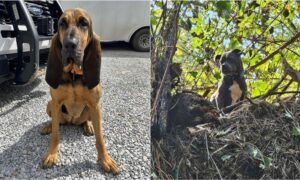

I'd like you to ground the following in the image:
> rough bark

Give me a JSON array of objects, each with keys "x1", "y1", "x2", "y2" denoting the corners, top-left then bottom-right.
[{"x1": 151, "y1": 2, "x2": 181, "y2": 139}]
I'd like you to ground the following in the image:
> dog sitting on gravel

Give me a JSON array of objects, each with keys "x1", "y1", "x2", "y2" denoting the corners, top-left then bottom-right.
[
  {"x1": 210, "y1": 49, "x2": 247, "y2": 111},
  {"x1": 41, "y1": 8, "x2": 119, "y2": 174}
]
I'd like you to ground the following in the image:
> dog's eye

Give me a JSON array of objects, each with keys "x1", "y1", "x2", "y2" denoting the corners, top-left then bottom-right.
[
  {"x1": 59, "y1": 20, "x2": 68, "y2": 28},
  {"x1": 78, "y1": 19, "x2": 88, "y2": 27}
]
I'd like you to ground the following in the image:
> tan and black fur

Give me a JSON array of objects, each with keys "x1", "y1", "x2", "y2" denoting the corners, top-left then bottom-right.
[{"x1": 42, "y1": 8, "x2": 119, "y2": 174}]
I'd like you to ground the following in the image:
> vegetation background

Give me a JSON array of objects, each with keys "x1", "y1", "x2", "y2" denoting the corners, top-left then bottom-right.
[
  {"x1": 151, "y1": 0, "x2": 300, "y2": 101},
  {"x1": 151, "y1": 1, "x2": 300, "y2": 179}
]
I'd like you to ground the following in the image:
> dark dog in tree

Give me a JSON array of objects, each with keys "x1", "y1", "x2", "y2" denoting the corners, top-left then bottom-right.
[{"x1": 210, "y1": 49, "x2": 247, "y2": 111}]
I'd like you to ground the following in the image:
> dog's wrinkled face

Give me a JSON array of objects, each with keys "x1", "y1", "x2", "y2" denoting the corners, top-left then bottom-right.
[
  {"x1": 58, "y1": 8, "x2": 92, "y2": 72},
  {"x1": 215, "y1": 49, "x2": 244, "y2": 76}
]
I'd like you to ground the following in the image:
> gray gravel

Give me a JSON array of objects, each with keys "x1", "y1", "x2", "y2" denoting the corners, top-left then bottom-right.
[{"x1": 0, "y1": 49, "x2": 150, "y2": 179}]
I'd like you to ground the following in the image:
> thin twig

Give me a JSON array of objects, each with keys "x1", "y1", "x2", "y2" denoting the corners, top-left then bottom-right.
[
  {"x1": 204, "y1": 133, "x2": 223, "y2": 180},
  {"x1": 211, "y1": 144, "x2": 229, "y2": 156}
]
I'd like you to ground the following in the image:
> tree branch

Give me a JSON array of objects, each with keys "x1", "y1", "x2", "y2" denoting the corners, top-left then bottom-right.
[
  {"x1": 270, "y1": 91, "x2": 300, "y2": 95},
  {"x1": 280, "y1": 51, "x2": 300, "y2": 83},
  {"x1": 257, "y1": 73, "x2": 287, "y2": 99},
  {"x1": 248, "y1": 31, "x2": 300, "y2": 72}
]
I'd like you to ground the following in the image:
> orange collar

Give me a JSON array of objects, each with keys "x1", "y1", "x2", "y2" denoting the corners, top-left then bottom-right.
[{"x1": 71, "y1": 68, "x2": 83, "y2": 75}]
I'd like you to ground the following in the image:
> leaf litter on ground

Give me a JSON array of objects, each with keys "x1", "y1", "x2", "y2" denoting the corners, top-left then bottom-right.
[{"x1": 152, "y1": 98, "x2": 300, "y2": 179}]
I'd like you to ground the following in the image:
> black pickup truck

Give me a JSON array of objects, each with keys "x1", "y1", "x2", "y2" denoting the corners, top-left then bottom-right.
[{"x1": 0, "y1": 0, "x2": 62, "y2": 85}]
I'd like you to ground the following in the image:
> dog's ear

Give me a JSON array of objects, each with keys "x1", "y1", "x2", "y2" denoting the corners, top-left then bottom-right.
[
  {"x1": 214, "y1": 54, "x2": 222, "y2": 68},
  {"x1": 231, "y1": 49, "x2": 245, "y2": 56},
  {"x1": 82, "y1": 33, "x2": 101, "y2": 89},
  {"x1": 45, "y1": 34, "x2": 63, "y2": 89}
]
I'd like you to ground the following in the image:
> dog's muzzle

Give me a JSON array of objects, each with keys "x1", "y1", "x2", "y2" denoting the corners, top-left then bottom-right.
[{"x1": 61, "y1": 37, "x2": 83, "y2": 68}]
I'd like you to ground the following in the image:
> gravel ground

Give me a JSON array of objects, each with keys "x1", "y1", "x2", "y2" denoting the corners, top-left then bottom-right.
[{"x1": 0, "y1": 48, "x2": 150, "y2": 179}]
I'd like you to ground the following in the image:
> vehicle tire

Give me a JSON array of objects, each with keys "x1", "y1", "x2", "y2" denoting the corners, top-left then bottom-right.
[{"x1": 131, "y1": 28, "x2": 150, "y2": 52}]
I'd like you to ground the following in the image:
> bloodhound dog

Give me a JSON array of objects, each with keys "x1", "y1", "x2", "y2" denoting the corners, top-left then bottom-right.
[{"x1": 41, "y1": 8, "x2": 120, "y2": 174}]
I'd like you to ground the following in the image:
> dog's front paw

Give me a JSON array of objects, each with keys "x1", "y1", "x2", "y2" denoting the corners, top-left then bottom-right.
[
  {"x1": 99, "y1": 155, "x2": 120, "y2": 175},
  {"x1": 42, "y1": 153, "x2": 58, "y2": 168},
  {"x1": 83, "y1": 121, "x2": 94, "y2": 136},
  {"x1": 40, "y1": 123, "x2": 52, "y2": 135}
]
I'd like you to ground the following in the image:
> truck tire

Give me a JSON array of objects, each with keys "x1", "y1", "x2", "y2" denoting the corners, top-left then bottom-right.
[{"x1": 131, "y1": 28, "x2": 150, "y2": 52}]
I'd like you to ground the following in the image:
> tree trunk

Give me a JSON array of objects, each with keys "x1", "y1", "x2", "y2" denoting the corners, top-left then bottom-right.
[{"x1": 151, "y1": 2, "x2": 181, "y2": 139}]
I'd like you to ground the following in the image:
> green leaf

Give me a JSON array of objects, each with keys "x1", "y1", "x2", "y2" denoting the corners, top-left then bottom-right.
[
  {"x1": 245, "y1": 144, "x2": 272, "y2": 169},
  {"x1": 292, "y1": 127, "x2": 300, "y2": 137},
  {"x1": 191, "y1": 37, "x2": 201, "y2": 48},
  {"x1": 203, "y1": 65, "x2": 210, "y2": 72},
  {"x1": 263, "y1": 156, "x2": 273, "y2": 168},
  {"x1": 213, "y1": 72, "x2": 222, "y2": 80},
  {"x1": 284, "y1": 112, "x2": 294, "y2": 120},
  {"x1": 189, "y1": 71, "x2": 198, "y2": 78},
  {"x1": 151, "y1": 17, "x2": 157, "y2": 26},
  {"x1": 175, "y1": 48, "x2": 183, "y2": 56},
  {"x1": 196, "y1": 58, "x2": 204, "y2": 65},
  {"x1": 221, "y1": 154, "x2": 232, "y2": 161},
  {"x1": 156, "y1": 1, "x2": 163, "y2": 8},
  {"x1": 151, "y1": 172, "x2": 158, "y2": 179},
  {"x1": 245, "y1": 144, "x2": 263, "y2": 160},
  {"x1": 260, "y1": 156, "x2": 273, "y2": 169},
  {"x1": 216, "y1": 1, "x2": 231, "y2": 11},
  {"x1": 229, "y1": 38, "x2": 239, "y2": 48}
]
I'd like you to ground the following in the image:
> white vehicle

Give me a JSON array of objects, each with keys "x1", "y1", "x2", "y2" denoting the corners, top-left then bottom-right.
[
  {"x1": 60, "y1": 1, "x2": 150, "y2": 51},
  {"x1": 0, "y1": 0, "x2": 149, "y2": 85}
]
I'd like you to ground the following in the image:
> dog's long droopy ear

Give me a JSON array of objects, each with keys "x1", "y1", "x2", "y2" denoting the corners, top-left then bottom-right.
[
  {"x1": 214, "y1": 54, "x2": 222, "y2": 68},
  {"x1": 82, "y1": 33, "x2": 101, "y2": 89},
  {"x1": 45, "y1": 34, "x2": 63, "y2": 89}
]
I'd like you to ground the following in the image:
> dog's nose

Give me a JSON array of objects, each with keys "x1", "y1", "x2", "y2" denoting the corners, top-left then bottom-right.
[{"x1": 64, "y1": 38, "x2": 78, "y2": 51}]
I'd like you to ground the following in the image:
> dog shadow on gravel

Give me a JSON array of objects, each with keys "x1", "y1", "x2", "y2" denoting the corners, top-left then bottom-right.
[
  {"x1": 0, "y1": 79, "x2": 46, "y2": 117},
  {"x1": 0, "y1": 122, "x2": 109, "y2": 178}
]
